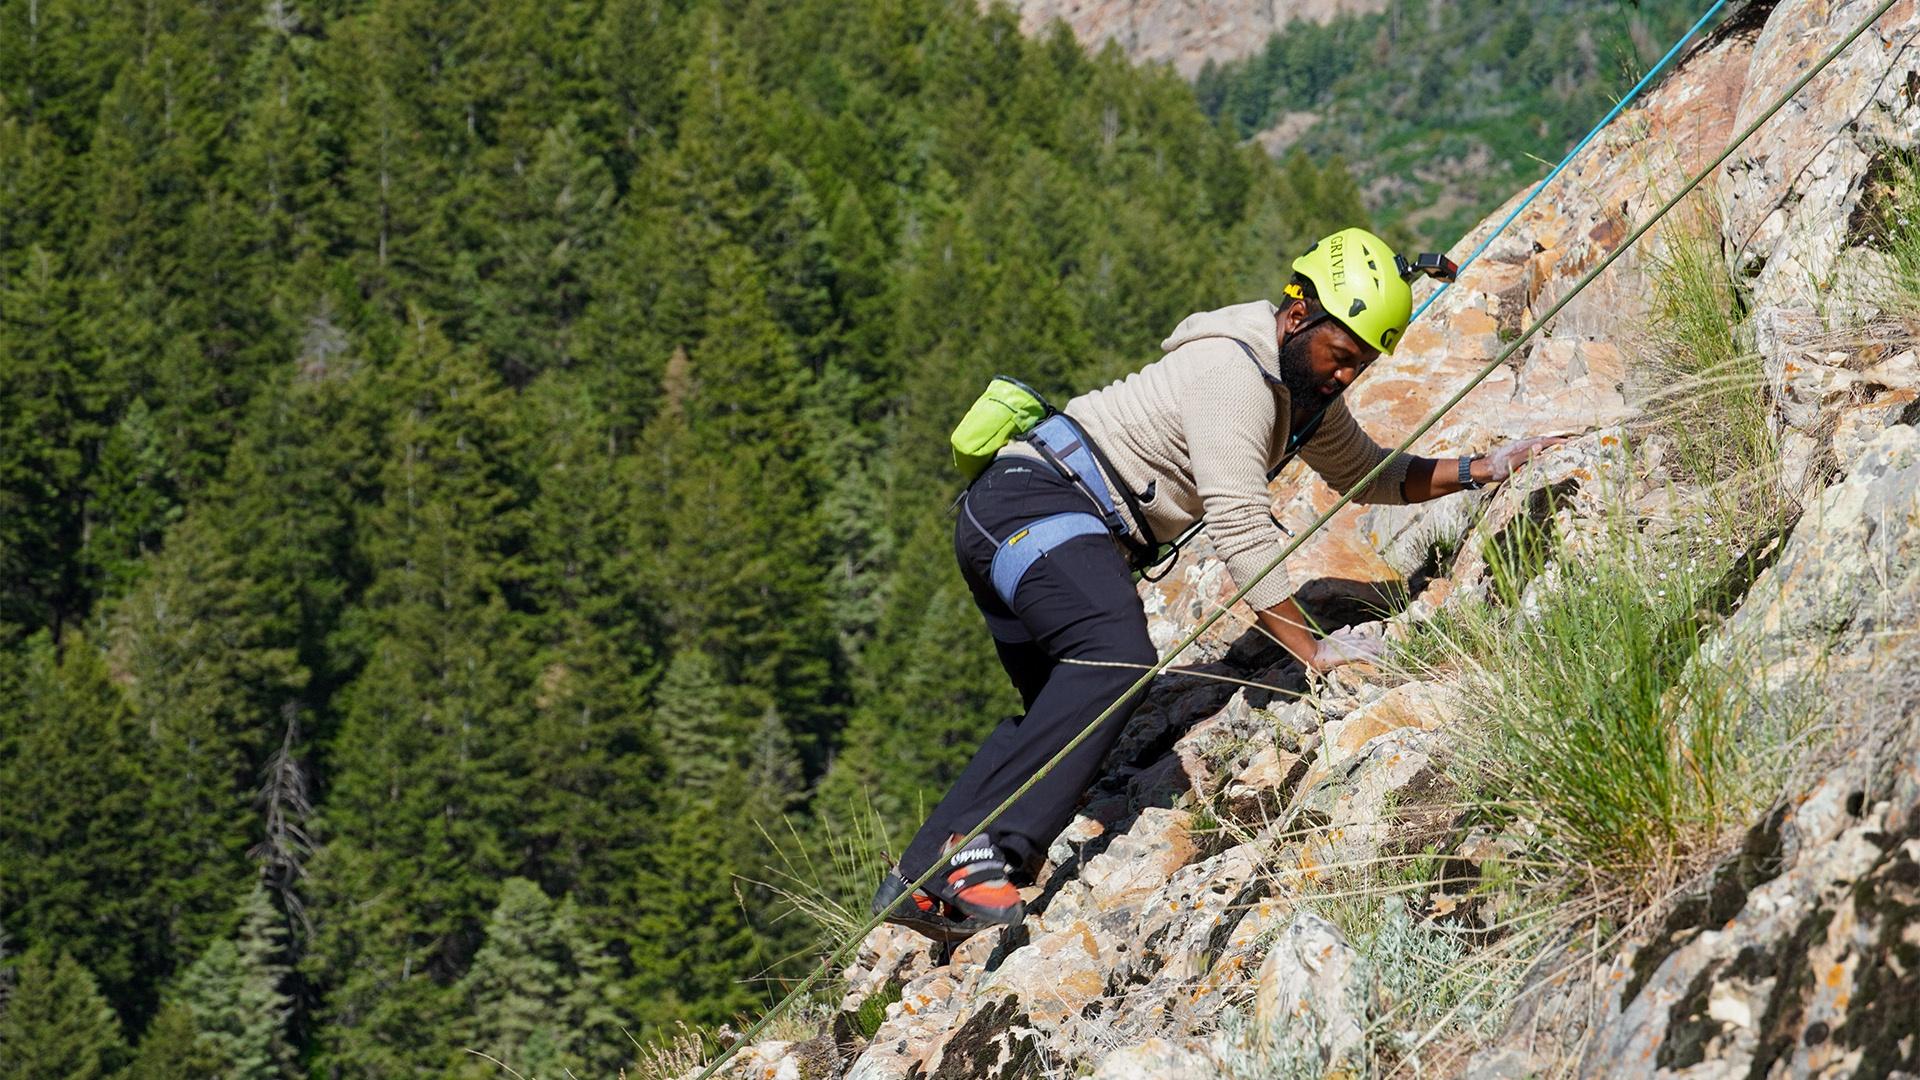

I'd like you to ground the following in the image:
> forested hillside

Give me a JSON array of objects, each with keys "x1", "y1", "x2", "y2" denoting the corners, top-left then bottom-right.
[
  {"x1": 0, "y1": 0, "x2": 1377, "y2": 1074},
  {"x1": 1193, "y1": 0, "x2": 1720, "y2": 246}
]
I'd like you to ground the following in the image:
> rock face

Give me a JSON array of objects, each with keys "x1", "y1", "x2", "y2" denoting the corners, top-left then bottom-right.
[
  {"x1": 716, "y1": 3, "x2": 1920, "y2": 1076},
  {"x1": 1253, "y1": 913, "x2": 1374, "y2": 1073},
  {"x1": 1464, "y1": 424, "x2": 1920, "y2": 1079},
  {"x1": 986, "y1": 0, "x2": 1386, "y2": 78}
]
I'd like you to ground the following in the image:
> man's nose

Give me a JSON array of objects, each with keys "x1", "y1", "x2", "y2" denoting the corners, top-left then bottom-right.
[{"x1": 1333, "y1": 366, "x2": 1357, "y2": 386}]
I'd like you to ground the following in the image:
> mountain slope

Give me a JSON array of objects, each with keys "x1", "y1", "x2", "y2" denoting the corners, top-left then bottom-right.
[
  {"x1": 712, "y1": 1, "x2": 1920, "y2": 1074},
  {"x1": 987, "y1": 0, "x2": 1388, "y2": 77}
]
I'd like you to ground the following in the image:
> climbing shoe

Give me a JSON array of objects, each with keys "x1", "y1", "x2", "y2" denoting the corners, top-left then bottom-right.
[
  {"x1": 922, "y1": 838, "x2": 1026, "y2": 927},
  {"x1": 870, "y1": 869, "x2": 994, "y2": 943}
]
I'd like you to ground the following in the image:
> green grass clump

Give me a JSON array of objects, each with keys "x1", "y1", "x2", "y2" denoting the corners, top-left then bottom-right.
[
  {"x1": 628, "y1": 1021, "x2": 713, "y2": 1080},
  {"x1": 1404, "y1": 504, "x2": 1780, "y2": 894},
  {"x1": 754, "y1": 793, "x2": 900, "y2": 949},
  {"x1": 1634, "y1": 203, "x2": 1779, "y2": 518},
  {"x1": 1853, "y1": 149, "x2": 1920, "y2": 322}
]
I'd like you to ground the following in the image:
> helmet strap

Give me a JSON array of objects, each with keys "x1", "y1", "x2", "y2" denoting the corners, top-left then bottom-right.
[{"x1": 1281, "y1": 310, "x2": 1334, "y2": 347}]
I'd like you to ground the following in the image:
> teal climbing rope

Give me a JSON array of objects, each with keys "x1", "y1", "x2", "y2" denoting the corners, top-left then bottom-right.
[{"x1": 1408, "y1": 0, "x2": 1731, "y2": 325}]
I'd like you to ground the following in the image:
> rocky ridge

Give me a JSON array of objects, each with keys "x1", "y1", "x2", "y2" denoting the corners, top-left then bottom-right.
[
  {"x1": 714, "y1": 1, "x2": 1920, "y2": 1075},
  {"x1": 985, "y1": 0, "x2": 1385, "y2": 78}
]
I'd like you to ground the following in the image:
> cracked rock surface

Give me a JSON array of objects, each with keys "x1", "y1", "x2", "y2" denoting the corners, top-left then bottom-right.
[{"x1": 715, "y1": 3, "x2": 1920, "y2": 1075}]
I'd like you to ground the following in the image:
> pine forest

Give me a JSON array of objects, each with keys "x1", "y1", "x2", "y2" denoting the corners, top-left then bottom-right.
[{"x1": 0, "y1": 0, "x2": 1693, "y2": 1074}]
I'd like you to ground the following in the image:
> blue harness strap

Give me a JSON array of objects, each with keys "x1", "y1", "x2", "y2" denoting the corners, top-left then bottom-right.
[
  {"x1": 988, "y1": 511, "x2": 1111, "y2": 607},
  {"x1": 1026, "y1": 414, "x2": 1130, "y2": 536}
]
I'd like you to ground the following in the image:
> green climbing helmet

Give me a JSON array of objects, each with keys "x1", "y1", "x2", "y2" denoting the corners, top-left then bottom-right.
[{"x1": 1290, "y1": 228, "x2": 1457, "y2": 356}]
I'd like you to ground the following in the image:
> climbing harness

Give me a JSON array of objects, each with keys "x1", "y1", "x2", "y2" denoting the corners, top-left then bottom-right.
[
  {"x1": 694, "y1": 2, "x2": 1894, "y2": 1072},
  {"x1": 968, "y1": 332, "x2": 1337, "y2": 605},
  {"x1": 963, "y1": 410, "x2": 1161, "y2": 611},
  {"x1": 1022, "y1": 414, "x2": 1156, "y2": 563}
]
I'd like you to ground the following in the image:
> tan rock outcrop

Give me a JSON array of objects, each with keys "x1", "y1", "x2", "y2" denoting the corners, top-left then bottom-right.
[
  {"x1": 726, "y1": 5, "x2": 1920, "y2": 1076},
  {"x1": 1079, "y1": 807, "x2": 1198, "y2": 913},
  {"x1": 988, "y1": 0, "x2": 1387, "y2": 78}
]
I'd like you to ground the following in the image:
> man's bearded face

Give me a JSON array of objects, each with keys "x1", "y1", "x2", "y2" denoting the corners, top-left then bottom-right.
[{"x1": 1277, "y1": 320, "x2": 1332, "y2": 403}]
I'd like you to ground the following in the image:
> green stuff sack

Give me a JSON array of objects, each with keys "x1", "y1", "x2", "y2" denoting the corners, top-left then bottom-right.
[{"x1": 950, "y1": 376, "x2": 1050, "y2": 479}]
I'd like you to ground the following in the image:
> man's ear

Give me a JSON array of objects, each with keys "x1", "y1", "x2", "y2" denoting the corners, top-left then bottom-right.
[{"x1": 1278, "y1": 297, "x2": 1310, "y2": 335}]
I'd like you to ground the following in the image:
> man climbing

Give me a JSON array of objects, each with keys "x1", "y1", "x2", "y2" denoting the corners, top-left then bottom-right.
[{"x1": 872, "y1": 228, "x2": 1564, "y2": 942}]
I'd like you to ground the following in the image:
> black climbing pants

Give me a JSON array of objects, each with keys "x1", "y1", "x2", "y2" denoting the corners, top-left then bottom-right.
[{"x1": 899, "y1": 458, "x2": 1158, "y2": 884}]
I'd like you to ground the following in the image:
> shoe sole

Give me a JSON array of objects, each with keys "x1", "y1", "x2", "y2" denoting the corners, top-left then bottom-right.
[
  {"x1": 871, "y1": 873, "x2": 993, "y2": 943},
  {"x1": 944, "y1": 895, "x2": 1025, "y2": 927},
  {"x1": 881, "y1": 908, "x2": 991, "y2": 943}
]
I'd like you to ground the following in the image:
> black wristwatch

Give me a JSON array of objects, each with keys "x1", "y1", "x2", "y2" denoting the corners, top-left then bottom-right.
[{"x1": 1459, "y1": 455, "x2": 1483, "y2": 491}]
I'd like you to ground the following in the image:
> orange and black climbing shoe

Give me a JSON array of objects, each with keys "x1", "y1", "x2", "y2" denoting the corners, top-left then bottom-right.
[
  {"x1": 923, "y1": 840, "x2": 1026, "y2": 927},
  {"x1": 870, "y1": 870, "x2": 993, "y2": 943}
]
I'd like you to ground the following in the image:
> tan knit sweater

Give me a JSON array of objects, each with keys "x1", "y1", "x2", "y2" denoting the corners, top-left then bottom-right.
[{"x1": 999, "y1": 300, "x2": 1410, "y2": 611}]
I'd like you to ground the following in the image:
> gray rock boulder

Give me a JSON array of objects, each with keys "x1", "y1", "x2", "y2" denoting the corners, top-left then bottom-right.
[{"x1": 1252, "y1": 913, "x2": 1375, "y2": 1076}]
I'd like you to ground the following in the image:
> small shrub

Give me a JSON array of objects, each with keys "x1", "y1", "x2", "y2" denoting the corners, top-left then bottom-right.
[{"x1": 853, "y1": 983, "x2": 903, "y2": 1039}]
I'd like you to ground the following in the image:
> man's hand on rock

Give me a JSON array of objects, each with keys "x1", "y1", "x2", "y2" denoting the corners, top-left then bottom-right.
[
  {"x1": 1310, "y1": 625, "x2": 1386, "y2": 673},
  {"x1": 1482, "y1": 435, "x2": 1568, "y2": 484}
]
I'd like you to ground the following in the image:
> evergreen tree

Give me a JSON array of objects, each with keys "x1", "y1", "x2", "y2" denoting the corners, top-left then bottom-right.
[
  {"x1": 80, "y1": 1, "x2": 270, "y2": 497},
  {"x1": 170, "y1": 889, "x2": 296, "y2": 1080},
  {"x1": 647, "y1": 245, "x2": 840, "y2": 760},
  {"x1": 468, "y1": 116, "x2": 616, "y2": 386},
  {"x1": 212, "y1": 356, "x2": 384, "y2": 720},
  {"x1": 822, "y1": 185, "x2": 896, "y2": 391},
  {"x1": 570, "y1": 184, "x2": 701, "y2": 436},
  {"x1": 106, "y1": 512, "x2": 306, "y2": 970},
  {"x1": 513, "y1": 377, "x2": 666, "y2": 980},
  {"x1": 0, "y1": 0, "x2": 138, "y2": 153},
  {"x1": 307, "y1": 315, "x2": 531, "y2": 1075},
  {"x1": 0, "y1": 112, "x2": 80, "y2": 278},
  {"x1": 0, "y1": 634, "x2": 155, "y2": 1017},
  {"x1": 81, "y1": 398, "x2": 179, "y2": 597},
  {"x1": 626, "y1": 649, "x2": 762, "y2": 1032},
  {"x1": 0, "y1": 246, "x2": 110, "y2": 642},
  {"x1": 125, "y1": 1003, "x2": 224, "y2": 1080},
  {"x1": 223, "y1": 3, "x2": 341, "y2": 277},
  {"x1": 451, "y1": 878, "x2": 625, "y2": 1079},
  {"x1": 0, "y1": 947, "x2": 128, "y2": 1080}
]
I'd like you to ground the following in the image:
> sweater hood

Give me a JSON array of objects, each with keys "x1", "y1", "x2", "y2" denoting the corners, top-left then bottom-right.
[{"x1": 1159, "y1": 300, "x2": 1282, "y2": 381}]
